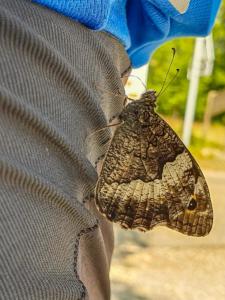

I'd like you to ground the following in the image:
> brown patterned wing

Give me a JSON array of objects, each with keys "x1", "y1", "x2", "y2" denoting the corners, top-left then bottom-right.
[{"x1": 95, "y1": 100, "x2": 213, "y2": 236}]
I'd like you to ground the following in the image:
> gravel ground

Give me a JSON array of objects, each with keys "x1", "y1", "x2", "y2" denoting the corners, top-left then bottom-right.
[{"x1": 110, "y1": 171, "x2": 225, "y2": 300}]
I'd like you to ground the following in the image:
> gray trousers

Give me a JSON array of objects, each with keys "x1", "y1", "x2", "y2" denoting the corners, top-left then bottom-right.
[{"x1": 0, "y1": 1, "x2": 131, "y2": 299}]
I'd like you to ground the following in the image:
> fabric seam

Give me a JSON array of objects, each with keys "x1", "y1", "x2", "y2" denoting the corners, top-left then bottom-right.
[{"x1": 73, "y1": 223, "x2": 99, "y2": 300}]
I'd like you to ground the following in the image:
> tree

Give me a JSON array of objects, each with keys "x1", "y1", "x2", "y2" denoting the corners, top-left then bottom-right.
[{"x1": 147, "y1": 2, "x2": 225, "y2": 122}]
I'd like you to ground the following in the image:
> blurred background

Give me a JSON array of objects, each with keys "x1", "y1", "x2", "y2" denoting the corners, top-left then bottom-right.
[{"x1": 111, "y1": 2, "x2": 225, "y2": 300}]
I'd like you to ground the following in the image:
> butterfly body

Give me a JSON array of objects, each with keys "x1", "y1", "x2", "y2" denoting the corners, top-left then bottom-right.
[{"x1": 95, "y1": 90, "x2": 213, "y2": 236}]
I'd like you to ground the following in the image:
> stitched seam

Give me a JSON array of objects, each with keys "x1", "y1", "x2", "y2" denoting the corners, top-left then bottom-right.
[{"x1": 73, "y1": 223, "x2": 99, "y2": 299}]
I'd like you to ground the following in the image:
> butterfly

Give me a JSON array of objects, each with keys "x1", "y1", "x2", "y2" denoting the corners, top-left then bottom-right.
[{"x1": 94, "y1": 89, "x2": 213, "y2": 236}]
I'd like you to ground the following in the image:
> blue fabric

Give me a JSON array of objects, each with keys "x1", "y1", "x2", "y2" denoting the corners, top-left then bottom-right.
[{"x1": 32, "y1": 0, "x2": 221, "y2": 67}]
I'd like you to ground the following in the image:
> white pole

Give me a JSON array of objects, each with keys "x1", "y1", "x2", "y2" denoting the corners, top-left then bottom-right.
[
  {"x1": 182, "y1": 38, "x2": 205, "y2": 146},
  {"x1": 125, "y1": 65, "x2": 148, "y2": 99}
]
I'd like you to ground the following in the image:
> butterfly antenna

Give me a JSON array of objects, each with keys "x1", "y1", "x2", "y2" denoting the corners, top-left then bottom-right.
[
  {"x1": 86, "y1": 122, "x2": 122, "y2": 141},
  {"x1": 158, "y1": 68, "x2": 180, "y2": 97},
  {"x1": 156, "y1": 48, "x2": 176, "y2": 97},
  {"x1": 122, "y1": 74, "x2": 147, "y2": 91}
]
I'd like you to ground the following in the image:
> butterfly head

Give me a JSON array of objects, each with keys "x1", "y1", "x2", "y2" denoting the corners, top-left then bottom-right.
[
  {"x1": 141, "y1": 89, "x2": 157, "y2": 108},
  {"x1": 119, "y1": 90, "x2": 157, "y2": 123}
]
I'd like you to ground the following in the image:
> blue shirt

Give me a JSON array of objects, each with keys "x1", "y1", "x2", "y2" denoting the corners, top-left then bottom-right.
[{"x1": 32, "y1": 0, "x2": 221, "y2": 68}]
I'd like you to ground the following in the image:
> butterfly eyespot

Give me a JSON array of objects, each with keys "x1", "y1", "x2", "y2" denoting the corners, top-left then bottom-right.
[{"x1": 187, "y1": 198, "x2": 197, "y2": 211}]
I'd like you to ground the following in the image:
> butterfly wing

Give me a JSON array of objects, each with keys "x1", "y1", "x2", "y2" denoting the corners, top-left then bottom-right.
[{"x1": 95, "y1": 108, "x2": 213, "y2": 236}]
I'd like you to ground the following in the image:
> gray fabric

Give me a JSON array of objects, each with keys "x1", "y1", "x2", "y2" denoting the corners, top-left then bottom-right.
[{"x1": 0, "y1": 1, "x2": 131, "y2": 299}]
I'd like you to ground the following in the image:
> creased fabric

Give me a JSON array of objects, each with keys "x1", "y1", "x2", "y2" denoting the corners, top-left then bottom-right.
[{"x1": 0, "y1": 0, "x2": 130, "y2": 299}]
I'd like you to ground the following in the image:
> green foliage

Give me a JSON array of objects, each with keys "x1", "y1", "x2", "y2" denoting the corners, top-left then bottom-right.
[{"x1": 147, "y1": 2, "x2": 225, "y2": 121}]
